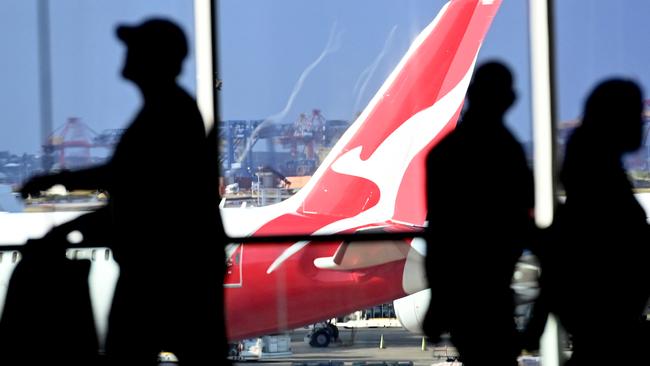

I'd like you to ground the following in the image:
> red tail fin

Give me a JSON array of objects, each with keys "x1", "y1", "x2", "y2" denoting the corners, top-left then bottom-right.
[
  {"x1": 289, "y1": 0, "x2": 503, "y2": 229},
  {"x1": 242, "y1": 0, "x2": 503, "y2": 239}
]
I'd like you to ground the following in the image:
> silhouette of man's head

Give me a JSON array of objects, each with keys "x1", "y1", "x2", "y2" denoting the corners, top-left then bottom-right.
[
  {"x1": 117, "y1": 18, "x2": 188, "y2": 85},
  {"x1": 581, "y1": 79, "x2": 644, "y2": 154},
  {"x1": 466, "y1": 61, "x2": 516, "y2": 117}
]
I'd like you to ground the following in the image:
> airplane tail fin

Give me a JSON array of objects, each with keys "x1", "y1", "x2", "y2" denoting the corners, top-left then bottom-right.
[
  {"x1": 236, "y1": 0, "x2": 503, "y2": 238},
  {"x1": 287, "y1": 0, "x2": 502, "y2": 227}
]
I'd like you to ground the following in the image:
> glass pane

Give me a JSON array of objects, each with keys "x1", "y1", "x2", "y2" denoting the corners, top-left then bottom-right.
[
  {"x1": 553, "y1": 2, "x2": 650, "y2": 363},
  {"x1": 217, "y1": 0, "x2": 532, "y2": 235},
  {"x1": 218, "y1": 1, "x2": 537, "y2": 365},
  {"x1": 0, "y1": 0, "x2": 196, "y2": 190},
  {"x1": 0, "y1": 2, "x2": 197, "y2": 355},
  {"x1": 555, "y1": 1, "x2": 650, "y2": 189}
]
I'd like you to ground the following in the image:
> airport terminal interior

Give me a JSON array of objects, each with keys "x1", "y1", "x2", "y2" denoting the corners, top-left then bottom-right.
[{"x1": 1, "y1": 1, "x2": 649, "y2": 365}]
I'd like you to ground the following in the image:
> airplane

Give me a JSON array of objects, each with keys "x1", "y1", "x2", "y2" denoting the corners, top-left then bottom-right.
[
  {"x1": 0, "y1": 0, "x2": 507, "y2": 348},
  {"x1": 218, "y1": 0, "x2": 504, "y2": 341}
]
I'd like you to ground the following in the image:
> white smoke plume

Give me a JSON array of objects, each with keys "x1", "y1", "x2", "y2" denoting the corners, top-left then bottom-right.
[
  {"x1": 352, "y1": 25, "x2": 398, "y2": 116},
  {"x1": 237, "y1": 23, "x2": 343, "y2": 164}
]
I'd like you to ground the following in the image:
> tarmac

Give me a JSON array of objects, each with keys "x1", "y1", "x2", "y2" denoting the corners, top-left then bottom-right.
[{"x1": 232, "y1": 327, "x2": 463, "y2": 366}]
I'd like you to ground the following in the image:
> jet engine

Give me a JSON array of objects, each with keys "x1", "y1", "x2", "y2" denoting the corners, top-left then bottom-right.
[
  {"x1": 393, "y1": 289, "x2": 431, "y2": 334},
  {"x1": 393, "y1": 253, "x2": 540, "y2": 334}
]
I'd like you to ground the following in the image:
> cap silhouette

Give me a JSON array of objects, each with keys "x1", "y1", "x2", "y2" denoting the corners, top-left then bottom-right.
[{"x1": 117, "y1": 18, "x2": 188, "y2": 80}]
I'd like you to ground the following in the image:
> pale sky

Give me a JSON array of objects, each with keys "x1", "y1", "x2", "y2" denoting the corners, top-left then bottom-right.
[{"x1": 2, "y1": 0, "x2": 650, "y2": 155}]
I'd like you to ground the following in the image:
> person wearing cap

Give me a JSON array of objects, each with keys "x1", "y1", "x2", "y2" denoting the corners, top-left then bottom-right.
[{"x1": 19, "y1": 18, "x2": 226, "y2": 365}]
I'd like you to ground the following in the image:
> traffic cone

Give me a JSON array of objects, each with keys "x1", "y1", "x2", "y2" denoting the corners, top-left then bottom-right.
[
  {"x1": 379, "y1": 334, "x2": 385, "y2": 349},
  {"x1": 421, "y1": 336, "x2": 427, "y2": 351}
]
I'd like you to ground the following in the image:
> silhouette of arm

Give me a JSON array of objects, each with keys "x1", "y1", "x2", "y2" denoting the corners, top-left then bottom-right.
[
  {"x1": 57, "y1": 165, "x2": 111, "y2": 191},
  {"x1": 20, "y1": 164, "x2": 111, "y2": 199}
]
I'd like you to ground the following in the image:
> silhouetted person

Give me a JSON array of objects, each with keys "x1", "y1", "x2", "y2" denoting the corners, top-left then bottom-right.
[
  {"x1": 14, "y1": 19, "x2": 227, "y2": 365},
  {"x1": 423, "y1": 61, "x2": 534, "y2": 366},
  {"x1": 544, "y1": 79, "x2": 649, "y2": 365}
]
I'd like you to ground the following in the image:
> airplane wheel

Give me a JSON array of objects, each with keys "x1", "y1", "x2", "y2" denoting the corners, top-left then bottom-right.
[
  {"x1": 309, "y1": 328, "x2": 331, "y2": 347},
  {"x1": 326, "y1": 323, "x2": 339, "y2": 340}
]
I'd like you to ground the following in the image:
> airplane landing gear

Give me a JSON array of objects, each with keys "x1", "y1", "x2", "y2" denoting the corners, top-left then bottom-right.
[
  {"x1": 326, "y1": 322, "x2": 339, "y2": 340},
  {"x1": 309, "y1": 328, "x2": 331, "y2": 347},
  {"x1": 307, "y1": 321, "x2": 340, "y2": 347}
]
